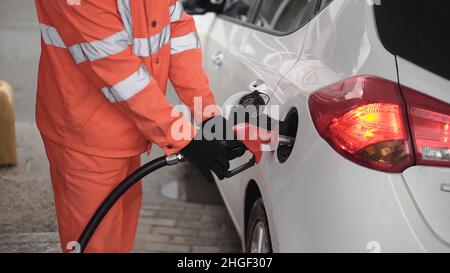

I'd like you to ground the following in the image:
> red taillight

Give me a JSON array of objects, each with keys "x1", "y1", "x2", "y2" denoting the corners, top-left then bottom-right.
[
  {"x1": 328, "y1": 103, "x2": 406, "y2": 153},
  {"x1": 309, "y1": 76, "x2": 414, "y2": 172},
  {"x1": 402, "y1": 87, "x2": 450, "y2": 167}
]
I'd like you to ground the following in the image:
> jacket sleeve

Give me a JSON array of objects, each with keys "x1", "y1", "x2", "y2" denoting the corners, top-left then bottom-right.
[
  {"x1": 168, "y1": 0, "x2": 219, "y2": 124},
  {"x1": 49, "y1": 0, "x2": 195, "y2": 155}
]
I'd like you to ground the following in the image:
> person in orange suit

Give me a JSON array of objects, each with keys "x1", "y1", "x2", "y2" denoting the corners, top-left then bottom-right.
[{"x1": 35, "y1": 0, "x2": 242, "y2": 253}]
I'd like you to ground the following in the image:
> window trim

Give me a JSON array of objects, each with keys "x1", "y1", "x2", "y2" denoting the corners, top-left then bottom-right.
[
  {"x1": 247, "y1": 0, "x2": 263, "y2": 25},
  {"x1": 319, "y1": 0, "x2": 334, "y2": 11},
  {"x1": 218, "y1": 0, "x2": 326, "y2": 37}
]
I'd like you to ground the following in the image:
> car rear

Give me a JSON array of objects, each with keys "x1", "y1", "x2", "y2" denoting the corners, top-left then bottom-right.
[
  {"x1": 270, "y1": 0, "x2": 450, "y2": 252},
  {"x1": 374, "y1": 0, "x2": 450, "y2": 248},
  {"x1": 301, "y1": 0, "x2": 450, "y2": 251}
]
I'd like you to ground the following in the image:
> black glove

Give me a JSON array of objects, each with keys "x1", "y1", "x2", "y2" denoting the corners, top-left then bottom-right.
[{"x1": 181, "y1": 116, "x2": 246, "y2": 182}]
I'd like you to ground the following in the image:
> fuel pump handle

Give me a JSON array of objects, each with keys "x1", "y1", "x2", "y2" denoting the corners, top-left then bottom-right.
[{"x1": 223, "y1": 123, "x2": 276, "y2": 178}]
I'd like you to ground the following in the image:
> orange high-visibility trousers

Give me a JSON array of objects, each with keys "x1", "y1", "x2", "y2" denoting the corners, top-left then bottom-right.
[{"x1": 43, "y1": 137, "x2": 142, "y2": 253}]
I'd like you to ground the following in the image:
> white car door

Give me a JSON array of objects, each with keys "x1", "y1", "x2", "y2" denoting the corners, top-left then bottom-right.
[
  {"x1": 200, "y1": 0, "x2": 261, "y2": 103},
  {"x1": 214, "y1": 0, "x2": 320, "y2": 235},
  {"x1": 195, "y1": 11, "x2": 232, "y2": 94}
]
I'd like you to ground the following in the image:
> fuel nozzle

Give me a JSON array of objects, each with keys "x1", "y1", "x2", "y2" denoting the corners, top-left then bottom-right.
[
  {"x1": 222, "y1": 89, "x2": 297, "y2": 178},
  {"x1": 278, "y1": 135, "x2": 296, "y2": 147},
  {"x1": 223, "y1": 123, "x2": 295, "y2": 178}
]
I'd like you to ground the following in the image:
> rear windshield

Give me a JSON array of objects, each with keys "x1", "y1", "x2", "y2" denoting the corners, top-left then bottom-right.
[{"x1": 374, "y1": 0, "x2": 450, "y2": 81}]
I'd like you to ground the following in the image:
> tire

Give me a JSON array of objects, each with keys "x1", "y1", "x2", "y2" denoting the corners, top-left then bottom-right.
[{"x1": 245, "y1": 198, "x2": 273, "y2": 253}]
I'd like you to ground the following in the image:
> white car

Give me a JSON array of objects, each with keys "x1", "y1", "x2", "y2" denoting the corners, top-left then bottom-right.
[{"x1": 188, "y1": 0, "x2": 450, "y2": 252}]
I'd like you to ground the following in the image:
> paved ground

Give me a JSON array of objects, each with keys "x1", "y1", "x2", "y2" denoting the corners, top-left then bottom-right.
[
  {"x1": 0, "y1": 124, "x2": 241, "y2": 253},
  {"x1": 0, "y1": 0, "x2": 241, "y2": 253}
]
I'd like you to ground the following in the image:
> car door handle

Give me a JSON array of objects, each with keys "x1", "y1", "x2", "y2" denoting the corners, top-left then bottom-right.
[{"x1": 211, "y1": 51, "x2": 225, "y2": 66}]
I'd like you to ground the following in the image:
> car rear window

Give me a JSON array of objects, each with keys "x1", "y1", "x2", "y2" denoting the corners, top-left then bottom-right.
[{"x1": 374, "y1": 0, "x2": 450, "y2": 81}]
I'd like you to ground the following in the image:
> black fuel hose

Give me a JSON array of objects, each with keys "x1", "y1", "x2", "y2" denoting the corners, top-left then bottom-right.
[{"x1": 77, "y1": 155, "x2": 175, "y2": 253}]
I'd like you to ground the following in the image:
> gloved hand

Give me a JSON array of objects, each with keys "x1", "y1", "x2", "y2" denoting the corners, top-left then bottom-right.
[{"x1": 181, "y1": 116, "x2": 246, "y2": 182}]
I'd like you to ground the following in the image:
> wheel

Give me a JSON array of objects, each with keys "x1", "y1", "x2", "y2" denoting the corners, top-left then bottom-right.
[{"x1": 245, "y1": 198, "x2": 272, "y2": 253}]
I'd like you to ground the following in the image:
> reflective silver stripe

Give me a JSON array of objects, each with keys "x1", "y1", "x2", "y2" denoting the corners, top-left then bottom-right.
[
  {"x1": 117, "y1": 0, "x2": 134, "y2": 41},
  {"x1": 133, "y1": 25, "x2": 171, "y2": 57},
  {"x1": 169, "y1": 1, "x2": 184, "y2": 23},
  {"x1": 101, "y1": 64, "x2": 151, "y2": 103},
  {"x1": 170, "y1": 32, "x2": 201, "y2": 55},
  {"x1": 39, "y1": 24, "x2": 66, "y2": 48},
  {"x1": 68, "y1": 30, "x2": 130, "y2": 64}
]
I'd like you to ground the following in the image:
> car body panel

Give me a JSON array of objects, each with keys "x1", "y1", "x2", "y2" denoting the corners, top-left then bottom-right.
[
  {"x1": 402, "y1": 166, "x2": 450, "y2": 246},
  {"x1": 397, "y1": 57, "x2": 450, "y2": 105},
  {"x1": 194, "y1": 0, "x2": 450, "y2": 252},
  {"x1": 196, "y1": 12, "x2": 309, "y2": 245},
  {"x1": 214, "y1": 18, "x2": 308, "y2": 242},
  {"x1": 257, "y1": 0, "x2": 423, "y2": 252},
  {"x1": 210, "y1": 16, "x2": 308, "y2": 104},
  {"x1": 396, "y1": 58, "x2": 450, "y2": 245},
  {"x1": 201, "y1": 13, "x2": 234, "y2": 93}
]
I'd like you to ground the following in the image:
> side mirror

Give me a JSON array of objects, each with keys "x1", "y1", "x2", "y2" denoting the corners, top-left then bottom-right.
[{"x1": 182, "y1": 0, "x2": 225, "y2": 15}]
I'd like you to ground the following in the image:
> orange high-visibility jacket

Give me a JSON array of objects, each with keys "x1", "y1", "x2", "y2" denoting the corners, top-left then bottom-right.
[{"x1": 35, "y1": 0, "x2": 216, "y2": 157}]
